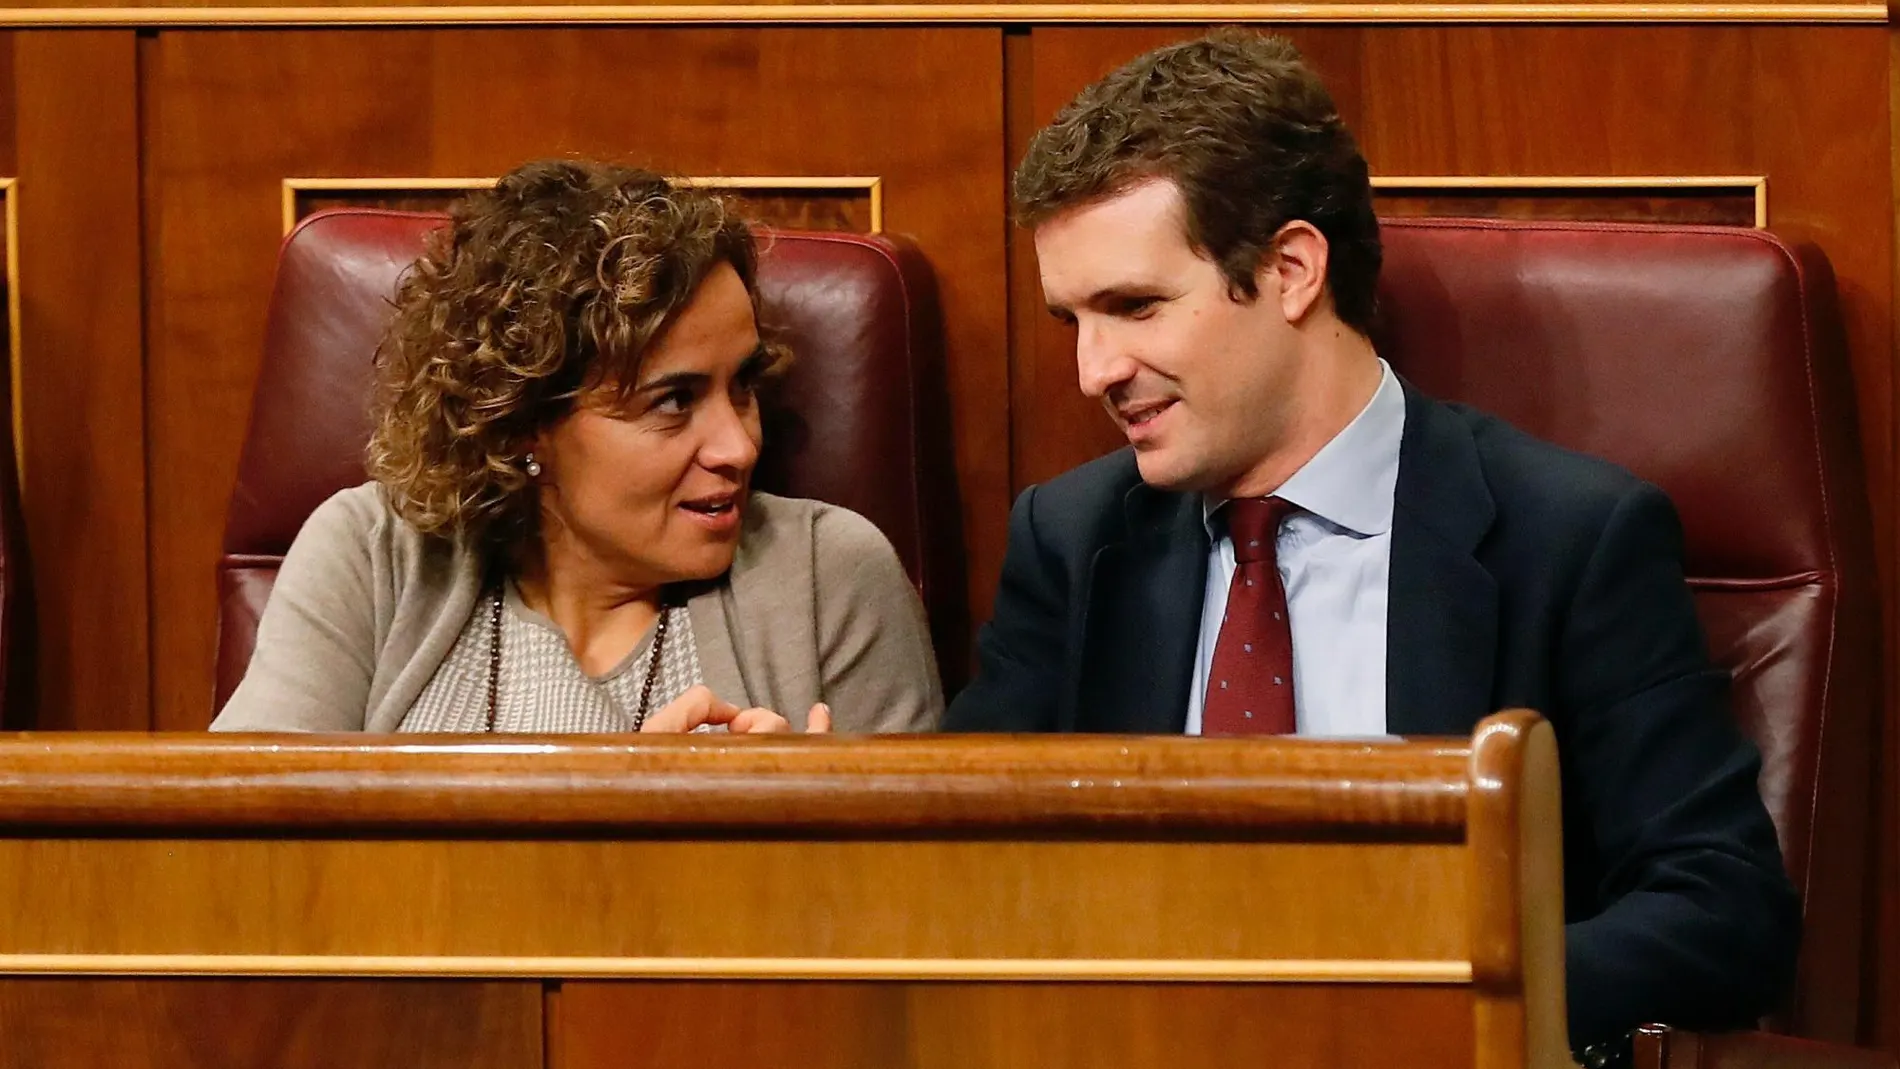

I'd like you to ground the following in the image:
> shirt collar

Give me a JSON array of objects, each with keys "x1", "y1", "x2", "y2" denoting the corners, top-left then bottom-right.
[{"x1": 1203, "y1": 359, "x2": 1405, "y2": 539}]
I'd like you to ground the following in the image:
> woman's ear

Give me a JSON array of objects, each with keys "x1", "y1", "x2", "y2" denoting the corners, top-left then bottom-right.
[{"x1": 523, "y1": 429, "x2": 558, "y2": 484}]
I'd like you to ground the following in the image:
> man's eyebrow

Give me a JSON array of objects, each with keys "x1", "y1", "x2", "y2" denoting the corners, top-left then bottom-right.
[{"x1": 1049, "y1": 285, "x2": 1159, "y2": 315}]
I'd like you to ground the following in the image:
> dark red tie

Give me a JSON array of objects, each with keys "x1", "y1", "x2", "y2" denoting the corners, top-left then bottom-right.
[{"x1": 1202, "y1": 497, "x2": 1299, "y2": 736}]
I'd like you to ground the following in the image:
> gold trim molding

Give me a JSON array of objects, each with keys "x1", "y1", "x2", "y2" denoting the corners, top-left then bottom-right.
[
  {"x1": 0, "y1": 179, "x2": 21, "y2": 487},
  {"x1": 0, "y1": 954, "x2": 1475, "y2": 982},
  {"x1": 284, "y1": 175, "x2": 885, "y2": 234},
  {"x1": 1372, "y1": 173, "x2": 1769, "y2": 229},
  {"x1": 0, "y1": 3, "x2": 1882, "y2": 25}
]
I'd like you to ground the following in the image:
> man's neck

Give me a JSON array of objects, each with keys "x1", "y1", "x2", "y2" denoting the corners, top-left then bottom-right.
[{"x1": 1225, "y1": 332, "x2": 1384, "y2": 501}]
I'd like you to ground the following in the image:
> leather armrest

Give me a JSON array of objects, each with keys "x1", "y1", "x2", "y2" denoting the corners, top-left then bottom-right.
[{"x1": 1633, "y1": 1026, "x2": 1898, "y2": 1069}]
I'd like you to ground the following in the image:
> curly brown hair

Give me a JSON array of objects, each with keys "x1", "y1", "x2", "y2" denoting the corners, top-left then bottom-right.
[
  {"x1": 367, "y1": 158, "x2": 769, "y2": 554},
  {"x1": 1013, "y1": 30, "x2": 1382, "y2": 334}
]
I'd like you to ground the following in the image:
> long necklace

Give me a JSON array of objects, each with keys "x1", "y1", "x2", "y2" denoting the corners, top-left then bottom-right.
[{"x1": 481, "y1": 586, "x2": 673, "y2": 733}]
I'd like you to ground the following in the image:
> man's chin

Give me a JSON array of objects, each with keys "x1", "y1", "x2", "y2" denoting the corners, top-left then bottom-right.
[{"x1": 1131, "y1": 448, "x2": 1208, "y2": 494}]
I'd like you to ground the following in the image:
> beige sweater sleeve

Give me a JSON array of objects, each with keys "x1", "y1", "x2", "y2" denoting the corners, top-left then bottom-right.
[
  {"x1": 810, "y1": 505, "x2": 944, "y2": 732},
  {"x1": 210, "y1": 487, "x2": 385, "y2": 731}
]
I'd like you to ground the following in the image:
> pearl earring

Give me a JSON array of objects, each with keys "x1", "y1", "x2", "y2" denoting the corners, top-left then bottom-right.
[{"x1": 524, "y1": 453, "x2": 543, "y2": 478}]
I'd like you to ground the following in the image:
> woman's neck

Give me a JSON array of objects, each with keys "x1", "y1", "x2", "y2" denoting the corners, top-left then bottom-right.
[{"x1": 511, "y1": 532, "x2": 665, "y2": 678}]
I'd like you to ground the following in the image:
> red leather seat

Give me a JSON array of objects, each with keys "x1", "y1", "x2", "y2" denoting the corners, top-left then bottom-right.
[
  {"x1": 1376, "y1": 218, "x2": 1879, "y2": 1058},
  {"x1": 216, "y1": 208, "x2": 961, "y2": 711}
]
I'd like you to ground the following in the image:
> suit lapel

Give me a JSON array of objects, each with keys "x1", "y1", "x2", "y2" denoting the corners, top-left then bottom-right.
[
  {"x1": 1072, "y1": 482, "x2": 1207, "y2": 733},
  {"x1": 1385, "y1": 386, "x2": 1501, "y2": 737}
]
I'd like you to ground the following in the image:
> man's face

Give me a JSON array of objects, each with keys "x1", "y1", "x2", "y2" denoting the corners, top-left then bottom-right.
[{"x1": 1035, "y1": 178, "x2": 1305, "y2": 497}]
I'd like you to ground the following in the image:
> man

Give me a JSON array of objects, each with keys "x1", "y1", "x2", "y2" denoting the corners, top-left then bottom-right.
[{"x1": 943, "y1": 29, "x2": 1800, "y2": 1060}]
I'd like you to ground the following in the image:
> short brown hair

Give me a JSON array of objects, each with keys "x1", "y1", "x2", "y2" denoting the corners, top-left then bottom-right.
[
  {"x1": 367, "y1": 158, "x2": 771, "y2": 553},
  {"x1": 1013, "y1": 30, "x2": 1381, "y2": 334}
]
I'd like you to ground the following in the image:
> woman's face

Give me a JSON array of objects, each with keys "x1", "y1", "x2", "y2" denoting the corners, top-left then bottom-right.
[{"x1": 533, "y1": 262, "x2": 770, "y2": 589}]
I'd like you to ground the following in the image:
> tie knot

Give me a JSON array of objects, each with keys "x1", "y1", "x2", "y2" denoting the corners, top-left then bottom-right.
[{"x1": 1225, "y1": 496, "x2": 1298, "y2": 563}]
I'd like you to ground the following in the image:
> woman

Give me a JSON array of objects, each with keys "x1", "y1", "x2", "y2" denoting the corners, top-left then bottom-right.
[{"x1": 213, "y1": 159, "x2": 942, "y2": 734}]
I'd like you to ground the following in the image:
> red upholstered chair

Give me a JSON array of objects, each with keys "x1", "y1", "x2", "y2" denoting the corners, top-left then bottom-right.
[
  {"x1": 216, "y1": 208, "x2": 961, "y2": 711},
  {"x1": 1375, "y1": 218, "x2": 1885, "y2": 1066}
]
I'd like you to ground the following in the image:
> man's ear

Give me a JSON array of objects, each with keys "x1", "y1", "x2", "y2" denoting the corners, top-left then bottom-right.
[{"x1": 1256, "y1": 221, "x2": 1331, "y2": 323}]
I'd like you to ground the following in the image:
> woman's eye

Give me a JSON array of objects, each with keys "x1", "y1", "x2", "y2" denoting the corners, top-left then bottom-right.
[{"x1": 652, "y1": 390, "x2": 694, "y2": 415}]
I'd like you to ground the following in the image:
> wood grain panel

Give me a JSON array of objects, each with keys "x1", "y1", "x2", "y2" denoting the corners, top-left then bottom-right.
[
  {"x1": 0, "y1": 718, "x2": 1560, "y2": 1061},
  {"x1": 144, "y1": 28, "x2": 1006, "y2": 728},
  {"x1": 291, "y1": 182, "x2": 879, "y2": 233},
  {"x1": 552, "y1": 981, "x2": 1475, "y2": 1068},
  {"x1": 12, "y1": 31, "x2": 148, "y2": 730},
  {"x1": 0, "y1": 36, "x2": 20, "y2": 732},
  {"x1": 0, "y1": 732, "x2": 1472, "y2": 832},
  {"x1": 0, "y1": 38, "x2": 13, "y2": 173},
  {"x1": 1374, "y1": 189, "x2": 1759, "y2": 227},
  {"x1": 0, "y1": 1, "x2": 1887, "y2": 21},
  {"x1": 0, "y1": 837, "x2": 1468, "y2": 961},
  {"x1": 0, "y1": 979, "x2": 541, "y2": 1069},
  {"x1": 1876, "y1": 17, "x2": 1900, "y2": 1055}
]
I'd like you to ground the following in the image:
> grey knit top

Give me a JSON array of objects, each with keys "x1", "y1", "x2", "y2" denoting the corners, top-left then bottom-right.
[{"x1": 399, "y1": 585, "x2": 702, "y2": 733}]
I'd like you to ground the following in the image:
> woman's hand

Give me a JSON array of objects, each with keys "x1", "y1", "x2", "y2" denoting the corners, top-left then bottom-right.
[{"x1": 639, "y1": 686, "x2": 832, "y2": 734}]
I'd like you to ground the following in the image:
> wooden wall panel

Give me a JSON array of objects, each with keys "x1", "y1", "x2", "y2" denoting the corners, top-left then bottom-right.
[
  {"x1": 551, "y1": 981, "x2": 1474, "y2": 1068},
  {"x1": 1877, "y1": 16, "x2": 1900, "y2": 1053},
  {"x1": 144, "y1": 27, "x2": 1007, "y2": 729},
  {"x1": 0, "y1": 979, "x2": 541, "y2": 1068},
  {"x1": 0, "y1": 34, "x2": 20, "y2": 731},
  {"x1": 288, "y1": 182, "x2": 881, "y2": 235},
  {"x1": 0, "y1": 36, "x2": 14, "y2": 171},
  {"x1": 0, "y1": 0, "x2": 1888, "y2": 16},
  {"x1": 1372, "y1": 185, "x2": 1760, "y2": 227},
  {"x1": 12, "y1": 30, "x2": 148, "y2": 729}
]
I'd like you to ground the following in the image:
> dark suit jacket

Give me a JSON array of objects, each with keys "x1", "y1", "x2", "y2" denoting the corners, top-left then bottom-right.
[{"x1": 945, "y1": 384, "x2": 1801, "y2": 1048}]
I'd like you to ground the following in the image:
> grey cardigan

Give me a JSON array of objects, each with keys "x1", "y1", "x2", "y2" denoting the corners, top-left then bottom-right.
[{"x1": 212, "y1": 483, "x2": 943, "y2": 733}]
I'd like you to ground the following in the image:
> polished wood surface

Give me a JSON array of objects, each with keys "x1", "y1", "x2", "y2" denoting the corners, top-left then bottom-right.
[
  {"x1": 0, "y1": 733, "x2": 1468, "y2": 831},
  {"x1": 1879, "y1": 23, "x2": 1900, "y2": 1055},
  {"x1": 0, "y1": 1, "x2": 1882, "y2": 22},
  {"x1": 0, "y1": 715, "x2": 1565, "y2": 1067},
  {"x1": 10, "y1": 31, "x2": 148, "y2": 731},
  {"x1": 1374, "y1": 189, "x2": 1759, "y2": 228},
  {"x1": 551, "y1": 982, "x2": 1477, "y2": 1068},
  {"x1": 0, "y1": 838, "x2": 1469, "y2": 960},
  {"x1": 1469, "y1": 712, "x2": 1568, "y2": 1069},
  {"x1": 288, "y1": 185, "x2": 881, "y2": 235},
  {"x1": 0, "y1": 980, "x2": 542, "y2": 1069}
]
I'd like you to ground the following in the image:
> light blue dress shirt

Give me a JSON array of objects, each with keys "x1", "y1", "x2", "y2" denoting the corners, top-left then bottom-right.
[{"x1": 1185, "y1": 360, "x2": 1406, "y2": 737}]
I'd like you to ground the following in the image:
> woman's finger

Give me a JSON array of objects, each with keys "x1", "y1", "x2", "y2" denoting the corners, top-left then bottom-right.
[
  {"x1": 730, "y1": 707, "x2": 792, "y2": 734},
  {"x1": 640, "y1": 685, "x2": 739, "y2": 733},
  {"x1": 806, "y1": 703, "x2": 832, "y2": 733}
]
